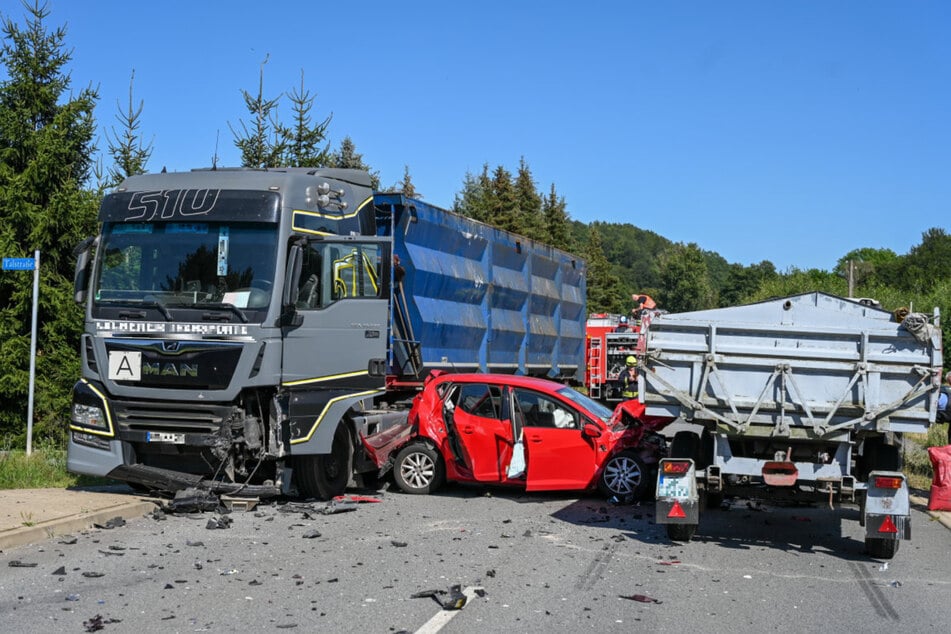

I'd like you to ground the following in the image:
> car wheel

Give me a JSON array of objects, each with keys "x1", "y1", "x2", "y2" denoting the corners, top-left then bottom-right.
[
  {"x1": 394, "y1": 443, "x2": 444, "y2": 494},
  {"x1": 294, "y1": 424, "x2": 353, "y2": 500},
  {"x1": 598, "y1": 450, "x2": 650, "y2": 499}
]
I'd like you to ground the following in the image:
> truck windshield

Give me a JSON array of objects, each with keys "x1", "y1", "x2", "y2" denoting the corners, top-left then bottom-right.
[{"x1": 93, "y1": 222, "x2": 278, "y2": 318}]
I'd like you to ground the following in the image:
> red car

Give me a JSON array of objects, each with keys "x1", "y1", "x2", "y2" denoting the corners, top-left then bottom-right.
[{"x1": 362, "y1": 372, "x2": 674, "y2": 499}]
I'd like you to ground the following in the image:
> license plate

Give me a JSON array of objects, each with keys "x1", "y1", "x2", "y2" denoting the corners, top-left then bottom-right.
[
  {"x1": 147, "y1": 432, "x2": 185, "y2": 444},
  {"x1": 657, "y1": 475, "x2": 691, "y2": 499}
]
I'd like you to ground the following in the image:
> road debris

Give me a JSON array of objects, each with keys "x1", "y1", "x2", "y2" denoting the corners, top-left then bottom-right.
[
  {"x1": 93, "y1": 517, "x2": 126, "y2": 530},
  {"x1": 83, "y1": 614, "x2": 121, "y2": 632},
  {"x1": 302, "y1": 529, "x2": 322, "y2": 539},
  {"x1": 8, "y1": 560, "x2": 37, "y2": 567},
  {"x1": 411, "y1": 584, "x2": 472, "y2": 610},
  {"x1": 619, "y1": 594, "x2": 662, "y2": 604}
]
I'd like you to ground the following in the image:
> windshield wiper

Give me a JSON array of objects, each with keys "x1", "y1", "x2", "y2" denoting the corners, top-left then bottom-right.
[
  {"x1": 97, "y1": 298, "x2": 173, "y2": 321},
  {"x1": 191, "y1": 302, "x2": 249, "y2": 323}
]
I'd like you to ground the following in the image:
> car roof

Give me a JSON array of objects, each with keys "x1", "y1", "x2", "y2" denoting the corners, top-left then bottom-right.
[{"x1": 430, "y1": 373, "x2": 570, "y2": 391}]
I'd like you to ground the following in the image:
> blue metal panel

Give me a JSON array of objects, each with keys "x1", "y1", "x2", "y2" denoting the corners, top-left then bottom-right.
[{"x1": 376, "y1": 194, "x2": 585, "y2": 381}]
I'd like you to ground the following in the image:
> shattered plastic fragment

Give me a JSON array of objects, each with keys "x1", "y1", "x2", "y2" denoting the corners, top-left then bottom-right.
[
  {"x1": 302, "y1": 529, "x2": 322, "y2": 539},
  {"x1": 82, "y1": 572, "x2": 105, "y2": 578},
  {"x1": 59, "y1": 535, "x2": 78, "y2": 544},
  {"x1": 619, "y1": 594, "x2": 662, "y2": 604},
  {"x1": 8, "y1": 560, "x2": 38, "y2": 567},
  {"x1": 391, "y1": 540, "x2": 408, "y2": 547},
  {"x1": 52, "y1": 566, "x2": 67, "y2": 576}
]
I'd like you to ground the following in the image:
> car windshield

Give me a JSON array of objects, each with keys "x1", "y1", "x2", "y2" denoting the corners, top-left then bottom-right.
[
  {"x1": 93, "y1": 221, "x2": 278, "y2": 314},
  {"x1": 556, "y1": 385, "x2": 614, "y2": 421}
]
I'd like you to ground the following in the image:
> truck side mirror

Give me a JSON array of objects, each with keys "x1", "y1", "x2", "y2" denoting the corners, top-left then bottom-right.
[
  {"x1": 72, "y1": 236, "x2": 97, "y2": 304},
  {"x1": 282, "y1": 243, "x2": 303, "y2": 326}
]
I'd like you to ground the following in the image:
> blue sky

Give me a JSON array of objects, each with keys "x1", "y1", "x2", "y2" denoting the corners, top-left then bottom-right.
[{"x1": 6, "y1": 0, "x2": 949, "y2": 272}]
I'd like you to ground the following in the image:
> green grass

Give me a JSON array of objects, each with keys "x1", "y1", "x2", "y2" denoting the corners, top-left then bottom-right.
[{"x1": 0, "y1": 448, "x2": 110, "y2": 490}]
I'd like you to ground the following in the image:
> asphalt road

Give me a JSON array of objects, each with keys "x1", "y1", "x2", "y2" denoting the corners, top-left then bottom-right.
[{"x1": 1, "y1": 484, "x2": 949, "y2": 633}]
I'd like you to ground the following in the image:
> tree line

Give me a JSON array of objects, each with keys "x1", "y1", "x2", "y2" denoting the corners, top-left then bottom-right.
[{"x1": 0, "y1": 2, "x2": 948, "y2": 447}]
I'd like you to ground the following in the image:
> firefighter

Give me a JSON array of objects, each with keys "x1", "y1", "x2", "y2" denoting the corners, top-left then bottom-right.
[{"x1": 619, "y1": 355, "x2": 638, "y2": 400}]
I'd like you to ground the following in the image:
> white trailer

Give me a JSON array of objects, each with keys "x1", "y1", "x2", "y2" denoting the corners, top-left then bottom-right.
[{"x1": 640, "y1": 292, "x2": 942, "y2": 558}]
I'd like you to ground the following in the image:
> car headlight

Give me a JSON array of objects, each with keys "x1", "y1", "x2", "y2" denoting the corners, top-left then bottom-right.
[{"x1": 72, "y1": 403, "x2": 107, "y2": 431}]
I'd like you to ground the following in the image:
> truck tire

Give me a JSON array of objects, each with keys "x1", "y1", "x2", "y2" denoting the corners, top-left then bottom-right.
[
  {"x1": 865, "y1": 537, "x2": 900, "y2": 559},
  {"x1": 670, "y1": 430, "x2": 700, "y2": 461},
  {"x1": 394, "y1": 443, "x2": 444, "y2": 494},
  {"x1": 873, "y1": 444, "x2": 902, "y2": 472},
  {"x1": 666, "y1": 523, "x2": 697, "y2": 542},
  {"x1": 294, "y1": 424, "x2": 353, "y2": 500},
  {"x1": 598, "y1": 450, "x2": 650, "y2": 500}
]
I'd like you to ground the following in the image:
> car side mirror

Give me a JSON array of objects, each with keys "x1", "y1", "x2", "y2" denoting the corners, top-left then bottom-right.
[{"x1": 582, "y1": 422, "x2": 602, "y2": 439}]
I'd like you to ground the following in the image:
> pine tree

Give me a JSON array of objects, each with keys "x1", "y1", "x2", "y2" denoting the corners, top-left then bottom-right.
[
  {"x1": 329, "y1": 136, "x2": 380, "y2": 188},
  {"x1": 583, "y1": 228, "x2": 625, "y2": 313},
  {"x1": 398, "y1": 165, "x2": 418, "y2": 198},
  {"x1": 488, "y1": 165, "x2": 520, "y2": 233},
  {"x1": 542, "y1": 183, "x2": 573, "y2": 251},
  {"x1": 229, "y1": 55, "x2": 285, "y2": 168},
  {"x1": 514, "y1": 157, "x2": 544, "y2": 240},
  {"x1": 0, "y1": 1, "x2": 99, "y2": 444},
  {"x1": 104, "y1": 69, "x2": 152, "y2": 187},
  {"x1": 279, "y1": 69, "x2": 331, "y2": 167},
  {"x1": 452, "y1": 167, "x2": 490, "y2": 222}
]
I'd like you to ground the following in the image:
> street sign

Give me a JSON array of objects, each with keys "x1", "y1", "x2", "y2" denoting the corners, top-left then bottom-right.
[{"x1": 3, "y1": 257, "x2": 36, "y2": 271}]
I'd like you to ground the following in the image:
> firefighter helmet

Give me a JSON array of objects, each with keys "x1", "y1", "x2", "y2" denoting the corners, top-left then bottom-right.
[{"x1": 626, "y1": 355, "x2": 637, "y2": 366}]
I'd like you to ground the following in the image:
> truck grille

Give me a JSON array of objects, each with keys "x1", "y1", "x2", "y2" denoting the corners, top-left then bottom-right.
[{"x1": 113, "y1": 400, "x2": 232, "y2": 434}]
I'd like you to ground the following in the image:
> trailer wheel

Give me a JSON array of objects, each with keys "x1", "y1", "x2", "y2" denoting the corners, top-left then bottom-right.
[
  {"x1": 865, "y1": 537, "x2": 900, "y2": 559},
  {"x1": 294, "y1": 424, "x2": 353, "y2": 500},
  {"x1": 394, "y1": 443, "x2": 444, "y2": 494},
  {"x1": 667, "y1": 523, "x2": 697, "y2": 542},
  {"x1": 598, "y1": 450, "x2": 650, "y2": 499}
]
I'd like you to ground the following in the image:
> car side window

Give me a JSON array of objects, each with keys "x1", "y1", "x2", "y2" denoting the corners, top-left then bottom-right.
[
  {"x1": 513, "y1": 388, "x2": 578, "y2": 429},
  {"x1": 456, "y1": 383, "x2": 503, "y2": 420}
]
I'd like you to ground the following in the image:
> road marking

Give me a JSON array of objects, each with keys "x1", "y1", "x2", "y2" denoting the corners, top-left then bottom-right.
[{"x1": 414, "y1": 586, "x2": 483, "y2": 634}]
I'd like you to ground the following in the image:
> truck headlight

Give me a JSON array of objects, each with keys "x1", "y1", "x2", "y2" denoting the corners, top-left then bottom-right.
[{"x1": 72, "y1": 403, "x2": 107, "y2": 431}]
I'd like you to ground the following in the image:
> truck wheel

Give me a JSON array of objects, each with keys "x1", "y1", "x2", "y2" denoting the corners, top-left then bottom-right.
[
  {"x1": 873, "y1": 444, "x2": 902, "y2": 472},
  {"x1": 865, "y1": 537, "x2": 899, "y2": 559},
  {"x1": 598, "y1": 450, "x2": 650, "y2": 499},
  {"x1": 294, "y1": 424, "x2": 353, "y2": 500},
  {"x1": 667, "y1": 523, "x2": 697, "y2": 542},
  {"x1": 670, "y1": 430, "x2": 700, "y2": 460},
  {"x1": 394, "y1": 443, "x2": 444, "y2": 494}
]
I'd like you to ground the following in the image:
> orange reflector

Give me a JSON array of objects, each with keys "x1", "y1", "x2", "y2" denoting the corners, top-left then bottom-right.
[
  {"x1": 668, "y1": 500, "x2": 687, "y2": 519},
  {"x1": 878, "y1": 515, "x2": 898, "y2": 534},
  {"x1": 662, "y1": 461, "x2": 691, "y2": 475},
  {"x1": 873, "y1": 476, "x2": 903, "y2": 489}
]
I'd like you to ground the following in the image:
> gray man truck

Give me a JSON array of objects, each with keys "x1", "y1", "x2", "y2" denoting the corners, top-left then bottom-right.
[
  {"x1": 639, "y1": 292, "x2": 942, "y2": 558},
  {"x1": 68, "y1": 167, "x2": 586, "y2": 499}
]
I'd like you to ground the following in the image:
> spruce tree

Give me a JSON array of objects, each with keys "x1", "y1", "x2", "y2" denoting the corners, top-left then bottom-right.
[
  {"x1": 0, "y1": 1, "x2": 99, "y2": 444},
  {"x1": 229, "y1": 56, "x2": 285, "y2": 168},
  {"x1": 542, "y1": 183, "x2": 573, "y2": 252},
  {"x1": 104, "y1": 69, "x2": 152, "y2": 187},
  {"x1": 329, "y1": 135, "x2": 380, "y2": 188},
  {"x1": 280, "y1": 69, "x2": 331, "y2": 168},
  {"x1": 514, "y1": 157, "x2": 544, "y2": 241},
  {"x1": 583, "y1": 228, "x2": 625, "y2": 313}
]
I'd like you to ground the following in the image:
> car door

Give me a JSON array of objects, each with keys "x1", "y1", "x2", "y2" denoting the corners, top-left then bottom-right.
[
  {"x1": 448, "y1": 382, "x2": 512, "y2": 483},
  {"x1": 512, "y1": 387, "x2": 600, "y2": 490}
]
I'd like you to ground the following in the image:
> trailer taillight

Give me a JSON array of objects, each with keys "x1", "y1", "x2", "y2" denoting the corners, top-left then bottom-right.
[
  {"x1": 873, "y1": 476, "x2": 903, "y2": 489},
  {"x1": 662, "y1": 460, "x2": 691, "y2": 475}
]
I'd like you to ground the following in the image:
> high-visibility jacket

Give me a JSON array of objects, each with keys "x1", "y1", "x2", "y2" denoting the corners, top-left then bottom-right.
[{"x1": 620, "y1": 369, "x2": 638, "y2": 399}]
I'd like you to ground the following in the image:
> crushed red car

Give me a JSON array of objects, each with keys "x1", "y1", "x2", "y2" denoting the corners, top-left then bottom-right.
[{"x1": 362, "y1": 371, "x2": 674, "y2": 499}]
